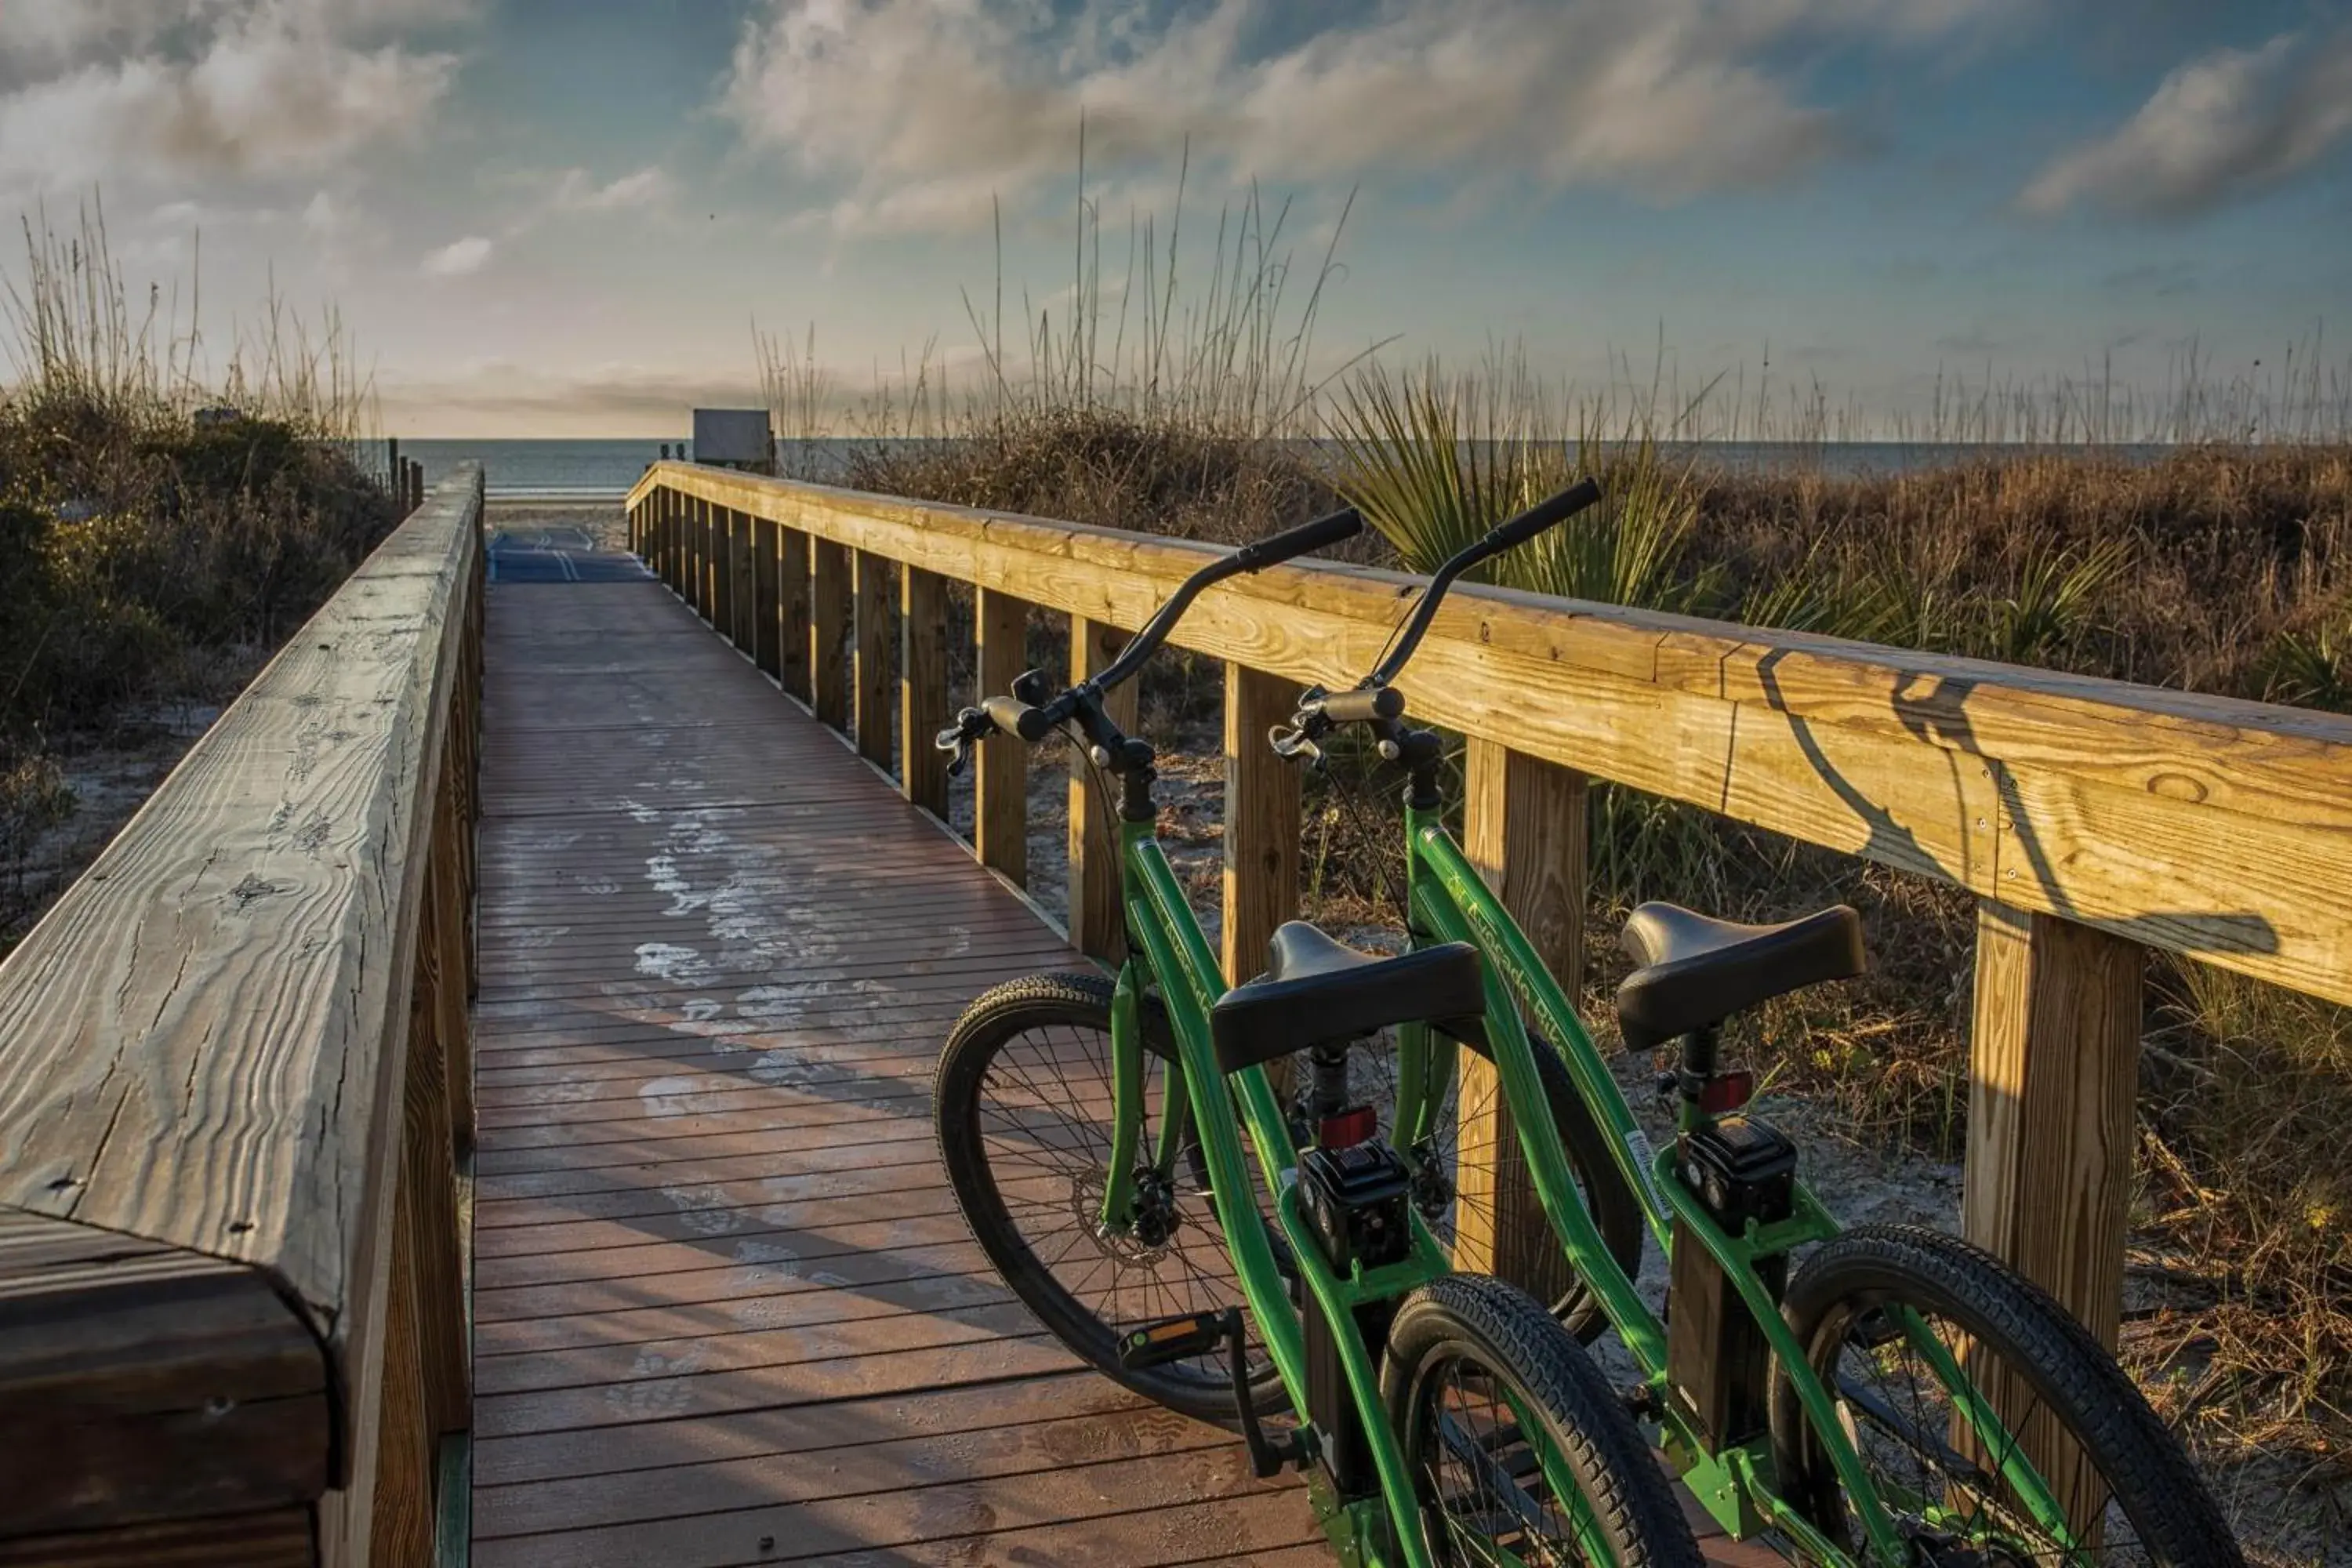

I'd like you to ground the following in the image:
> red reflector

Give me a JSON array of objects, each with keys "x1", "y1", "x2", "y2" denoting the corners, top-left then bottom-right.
[
  {"x1": 1699, "y1": 1070, "x2": 1755, "y2": 1116},
  {"x1": 1321, "y1": 1106, "x2": 1377, "y2": 1149}
]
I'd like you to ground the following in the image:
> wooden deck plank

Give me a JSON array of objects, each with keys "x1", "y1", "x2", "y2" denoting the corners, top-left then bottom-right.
[{"x1": 470, "y1": 541, "x2": 1312, "y2": 1562}]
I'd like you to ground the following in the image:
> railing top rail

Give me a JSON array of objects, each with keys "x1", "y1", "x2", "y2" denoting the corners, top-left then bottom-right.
[
  {"x1": 636, "y1": 461, "x2": 2352, "y2": 1007},
  {"x1": 0, "y1": 466, "x2": 484, "y2": 1367}
]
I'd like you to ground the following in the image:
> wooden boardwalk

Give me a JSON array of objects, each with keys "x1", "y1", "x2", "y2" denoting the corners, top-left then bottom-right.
[
  {"x1": 466, "y1": 518, "x2": 1768, "y2": 1567},
  {"x1": 467, "y1": 525, "x2": 1324, "y2": 1566}
]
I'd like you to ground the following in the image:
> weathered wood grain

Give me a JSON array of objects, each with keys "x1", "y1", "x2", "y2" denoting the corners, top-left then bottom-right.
[
  {"x1": 632, "y1": 463, "x2": 2352, "y2": 1005},
  {"x1": 0, "y1": 1212, "x2": 327, "y2": 1536},
  {"x1": 0, "y1": 1507, "x2": 315, "y2": 1566},
  {"x1": 0, "y1": 468, "x2": 485, "y2": 1559},
  {"x1": 0, "y1": 468, "x2": 480, "y2": 1341}
]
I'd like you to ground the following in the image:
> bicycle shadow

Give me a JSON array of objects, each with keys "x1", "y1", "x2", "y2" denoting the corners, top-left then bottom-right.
[{"x1": 1743, "y1": 644, "x2": 2276, "y2": 961}]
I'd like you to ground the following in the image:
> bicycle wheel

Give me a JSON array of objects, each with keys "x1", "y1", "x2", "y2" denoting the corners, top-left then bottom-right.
[
  {"x1": 1343, "y1": 1026, "x2": 1644, "y2": 1341},
  {"x1": 1385, "y1": 1273, "x2": 1705, "y2": 1568},
  {"x1": 935, "y1": 971, "x2": 1281, "y2": 1421},
  {"x1": 1773, "y1": 1223, "x2": 2245, "y2": 1566}
]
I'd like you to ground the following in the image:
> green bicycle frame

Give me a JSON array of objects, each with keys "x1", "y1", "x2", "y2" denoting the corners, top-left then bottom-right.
[
  {"x1": 1099, "y1": 815, "x2": 1624, "y2": 1568},
  {"x1": 1392, "y1": 796, "x2": 2085, "y2": 1563}
]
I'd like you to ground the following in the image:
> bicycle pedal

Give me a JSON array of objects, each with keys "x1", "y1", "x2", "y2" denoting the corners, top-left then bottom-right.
[{"x1": 1117, "y1": 1312, "x2": 1229, "y2": 1371}]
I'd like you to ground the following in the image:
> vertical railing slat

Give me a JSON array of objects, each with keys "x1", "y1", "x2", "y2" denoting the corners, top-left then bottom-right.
[
  {"x1": 780, "y1": 526, "x2": 812, "y2": 703},
  {"x1": 1455, "y1": 739, "x2": 1587, "y2": 1305},
  {"x1": 1067, "y1": 616, "x2": 1138, "y2": 960},
  {"x1": 973, "y1": 588, "x2": 1030, "y2": 886},
  {"x1": 853, "y1": 550, "x2": 894, "y2": 767},
  {"x1": 901, "y1": 564, "x2": 950, "y2": 817},
  {"x1": 810, "y1": 538, "x2": 849, "y2": 730},
  {"x1": 1221, "y1": 664, "x2": 1299, "y2": 985},
  {"x1": 753, "y1": 517, "x2": 782, "y2": 679}
]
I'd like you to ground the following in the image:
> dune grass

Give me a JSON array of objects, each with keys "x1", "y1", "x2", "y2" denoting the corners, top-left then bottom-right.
[{"x1": 0, "y1": 203, "x2": 399, "y2": 949}]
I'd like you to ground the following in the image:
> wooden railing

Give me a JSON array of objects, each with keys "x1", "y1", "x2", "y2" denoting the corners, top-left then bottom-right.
[
  {"x1": 626, "y1": 460, "x2": 2352, "y2": 1348},
  {"x1": 0, "y1": 468, "x2": 485, "y2": 1565}
]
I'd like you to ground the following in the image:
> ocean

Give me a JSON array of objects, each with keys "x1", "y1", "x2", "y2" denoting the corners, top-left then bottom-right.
[{"x1": 397, "y1": 437, "x2": 2177, "y2": 499}]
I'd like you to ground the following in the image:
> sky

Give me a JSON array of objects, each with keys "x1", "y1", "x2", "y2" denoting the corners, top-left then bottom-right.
[{"x1": 0, "y1": 0, "x2": 2347, "y2": 437}]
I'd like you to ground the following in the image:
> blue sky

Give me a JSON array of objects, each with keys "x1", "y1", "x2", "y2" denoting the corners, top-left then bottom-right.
[{"x1": 0, "y1": 0, "x2": 2346, "y2": 436}]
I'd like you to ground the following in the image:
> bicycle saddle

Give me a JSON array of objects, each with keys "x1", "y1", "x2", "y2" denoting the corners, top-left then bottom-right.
[
  {"x1": 1614, "y1": 902, "x2": 1864, "y2": 1051},
  {"x1": 1211, "y1": 922, "x2": 1485, "y2": 1074}
]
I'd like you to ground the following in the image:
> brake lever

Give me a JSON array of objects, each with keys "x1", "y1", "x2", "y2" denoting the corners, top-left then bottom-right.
[
  {"x1": 1268, "y1": 722, "x2": 1325, "y2": 769},
  {"x1": 937, "y1": 707, "x2": 987, "y2": 778}
]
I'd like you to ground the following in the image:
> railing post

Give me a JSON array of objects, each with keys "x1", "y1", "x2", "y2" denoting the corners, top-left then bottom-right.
[
  {"x1": 702, "y1": 502, "x2": 722, "y2": 631},
  {"x1": 753, "y1": 517, "x2": 781, "y2": 679},
  {"x1": 1221, "y1": 664, "x2": 1298, "y2": 985},
  {"x1": 652, "y1": 489, "x2": 669, "y2": 585},
  {"x1": 973, "y1": 587, "x2": 1030, "y2": 885},
  {"x1": 810, "y1": 538, "x2": 848, "y2": 729},
  {"x1": 1068, "y1": 615, "x2": 1138, "y2": 960},
  {"x1": 1456, "y1": 739, "x2": 1587, "y2": 1305},
  {"x1": 1965, "y1": 902, "x2": 2140, "y2": 1341},
  {"x1": 732, "y1": 509, "x2": 756, "y2": 650},
  {"x1": 853, "y1": 550, "x2": 895, "y2": 768},
  {"x1": 780, "y1": 526, "x2": 811, "y2": 703},
  {"x1": 713, "y1": 506, "x2": 738, "y2": 643},
  {"x1": 901, "y1": 564, "x2": 949, "y2": 818},
  {"x1": 662, "y1": 488, "x2": 681, "y2": 591},
  {"x1": 1963, "y1": 901, "x2": 2141, "y2": 1532}
]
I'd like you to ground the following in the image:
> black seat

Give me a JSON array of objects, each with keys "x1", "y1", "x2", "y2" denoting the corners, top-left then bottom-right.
[
  {"x1": 1210, "y1": 922, "x2": 1485, "y2": 1074},
  {"x1": 1614, "y1": 902, "x2": 1864, "y2": 1051}
]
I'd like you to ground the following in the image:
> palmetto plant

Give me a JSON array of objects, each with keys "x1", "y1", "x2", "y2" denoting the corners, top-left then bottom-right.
[
  {"x1": 1324, "y1": 359, "x2": 1698, "y2": 608},
  {"x1": 1991, "y1": 535, "x2": 2132, "y2": 662}
]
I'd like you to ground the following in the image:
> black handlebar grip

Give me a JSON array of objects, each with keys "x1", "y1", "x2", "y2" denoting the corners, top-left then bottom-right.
[
  {"x1": 1319, "y1": 686, "x2": 1406, "y2": 724},
  {"x1": 1486, "y1": 477, "x2": 1602, "y2": 552},
  {"x1": 983, "y1": 694, "x2": 1054, "y2": 742},
  {"x1": 1232, "y1": 506, "x2": 1362, "y2": 572}
]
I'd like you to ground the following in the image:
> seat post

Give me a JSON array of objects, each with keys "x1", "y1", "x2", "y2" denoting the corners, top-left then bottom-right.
[
  {"x1": 1307, "y1": 1039, "x2": 1351, "y2": 1121},
  {"x1": 1675, "y1": 1025, "x2": 1721, "y2": 1117}
]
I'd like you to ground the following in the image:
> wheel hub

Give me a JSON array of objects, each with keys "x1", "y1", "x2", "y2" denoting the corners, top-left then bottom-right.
[{"x1": 1071, "y1": 1168, "x2": 1183, "y2": 1254}]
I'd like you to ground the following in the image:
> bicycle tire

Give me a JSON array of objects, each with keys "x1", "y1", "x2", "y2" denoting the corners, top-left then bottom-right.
[
  {"x1": 935, "y1": 971, "x2": 1283, "y2": 1421},
  {"x1": 1385, "y1": 1273, "x2": 1705, "y2": 1567},
  {"x1": 1773, "y1": 1222, "x2": 2245, "y2": 1566}
]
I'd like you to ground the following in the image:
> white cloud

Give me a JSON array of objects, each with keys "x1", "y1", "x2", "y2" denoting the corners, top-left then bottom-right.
[
  {"x1": 421, "y1": 234, "x2": 491, "y2": 275},
  {"x1": 0, "y1": 1, "x2": 463, "y2": 187},
  {"x1": 2020, "y1": 28, "x2": 2352, "y2": 219},
  {"x1": 553, "y1": 165, "x2": 671, "y2": 212},
  {"x1": 722, "y1": 0, "x2": 2012, "y2": 234}
]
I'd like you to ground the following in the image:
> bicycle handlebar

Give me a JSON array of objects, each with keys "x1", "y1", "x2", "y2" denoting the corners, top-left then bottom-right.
[
  {"x1": 1363, "y1": 477, "x2": 1599, "y2": 690},
  {"x1": 1089, "y1": 504, "x2": 1360, "y2": 695},
  {"x1": 1318, "y1": 687, "x2": 1405, "y2": 724},
  {"x1": 1268, "y1": 477, "x2": 1602, "y2": 764},
  {"x1": 938, "y1": 504, "x2": 1365, "y2": 771}
]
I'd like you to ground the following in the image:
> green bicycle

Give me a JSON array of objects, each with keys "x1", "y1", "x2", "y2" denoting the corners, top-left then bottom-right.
[
  {"x1": 1266, "y1": 493, "x2": 2247, "y2": 1566},
  {"x1": 931, "y1": 495, "x2": 1706, "y2": 1568}
]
